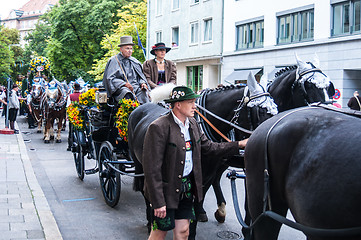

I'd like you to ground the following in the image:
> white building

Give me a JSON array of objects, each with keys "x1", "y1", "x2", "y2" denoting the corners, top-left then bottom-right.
[
  {"x1": 223, "y1": 0, "x2": 361, "y2": 108},
  {"x1": 146, "y1": 0, "x2": 224, "y2": 92},
  {"x1": 1, "y1": 0, "x2": 58, "y2": 45}
]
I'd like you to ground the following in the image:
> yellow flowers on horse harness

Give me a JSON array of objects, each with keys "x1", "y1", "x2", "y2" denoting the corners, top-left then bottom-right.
[{"x1": 29, "y1": 56, "x2": 51, "y2": 73}]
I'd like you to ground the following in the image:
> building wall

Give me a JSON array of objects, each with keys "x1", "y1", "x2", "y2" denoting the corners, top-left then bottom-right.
[
  {"x1": 147, "y1": 0, "x2": 224, "y2": 89},
  {"x1": 222, "y1": 0, "x2": 361, "y2": 108}
]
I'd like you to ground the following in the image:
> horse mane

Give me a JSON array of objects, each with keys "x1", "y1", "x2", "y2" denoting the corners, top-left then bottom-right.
[
  {"x1": 206, "y1": 84, "x2": 246, "y2": 93},
  {"x1": 274, "y1": 65, "x2": 297, "y2": 78}
]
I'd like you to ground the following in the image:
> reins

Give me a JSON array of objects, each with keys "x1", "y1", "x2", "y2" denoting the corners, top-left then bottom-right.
[
  {"x1": 195, "y1": 87, "x2": 273, "y2": 142},
  {"x1": 228, "y1": 105, "x2": 361, "y2": 237}
]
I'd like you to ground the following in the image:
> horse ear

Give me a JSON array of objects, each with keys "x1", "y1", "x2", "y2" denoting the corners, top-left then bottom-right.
[
  {"x1": 247, "y1": 72, "x2": 260, "y2": 95},
  {"x1": 312, "y1": 53, "x2": 320, "y2": 68},
  {"x1": 260, "y1": 72, "x2": 268, "y2": 90},
  {"x1": 295, "y1": 53, "x2": 307, "y2": 78}
]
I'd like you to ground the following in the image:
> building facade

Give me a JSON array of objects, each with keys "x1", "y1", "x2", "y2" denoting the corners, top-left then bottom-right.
[
  {"x1": 223, "y1": 0, "x2": 361, "y2": 108},
  {"x1": 146, "y1": 0, "x2": 224, "y2": 91},
  {"x1": 1, "y1": 0, "x2": 58, "y2": 45}
]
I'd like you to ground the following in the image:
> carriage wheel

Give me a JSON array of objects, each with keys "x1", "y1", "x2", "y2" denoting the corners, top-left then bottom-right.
[
  {"x1": 72, "y1": 131, "x2": 84, "y2": 180},
  {"x1": 98, "y1": 141, "x2": 121, "y2": 207}
]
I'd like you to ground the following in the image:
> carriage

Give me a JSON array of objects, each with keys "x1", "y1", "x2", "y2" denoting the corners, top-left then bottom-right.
[{"x1": 68, "y1": 87, "x2": 143, "y2": 207}]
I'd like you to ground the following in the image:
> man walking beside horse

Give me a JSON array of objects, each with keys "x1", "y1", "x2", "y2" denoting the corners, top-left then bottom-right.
[{"x1": 142, "y1": 86, "x2": 248, "y2": 240}]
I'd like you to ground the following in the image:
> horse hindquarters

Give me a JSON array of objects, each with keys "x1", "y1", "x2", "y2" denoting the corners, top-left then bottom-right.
[{"x1": 244, "y1": 130, "x2": 288, "y2": 240}]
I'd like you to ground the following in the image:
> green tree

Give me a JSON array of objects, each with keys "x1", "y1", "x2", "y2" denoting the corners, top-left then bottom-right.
[
  {"x1": 89, "y1": 0, "x2": 147, "y2": 82},
  {"x1": 25, "y1": 20, "x2": 51, "y2": 57},
  {"x1": 0, "y1": 27, "x2": 23, "y2": 84},
  {"x1": 46, "y1": 0, "x2": 133, "y2": 83}
]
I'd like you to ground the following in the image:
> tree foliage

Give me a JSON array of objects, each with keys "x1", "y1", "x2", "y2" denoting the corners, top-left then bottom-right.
[
  {"x1": 45, "y1": 0, "x2": 132, "y2": 83},
  {"x1": 89, "y1": 0, "x2": 147, "y2": 82},
  {"x1": 0, "y1": 27, "x2": 23, "y2": 84}
]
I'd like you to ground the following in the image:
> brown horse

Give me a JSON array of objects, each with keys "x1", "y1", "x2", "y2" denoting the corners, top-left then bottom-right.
[
  {"x1": 43, "y1": 80, "x2": 67, "y2": 143},
  {"x1": 30, "y1": 84, "x2": 45, "y2": 133}
]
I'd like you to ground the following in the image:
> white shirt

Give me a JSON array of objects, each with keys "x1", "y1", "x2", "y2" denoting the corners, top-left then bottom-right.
[{"x1": 171, "y1": 111, "x2": 193, "y2": 177}]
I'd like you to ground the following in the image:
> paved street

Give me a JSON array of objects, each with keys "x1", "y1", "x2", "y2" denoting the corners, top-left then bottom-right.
[{"x1": 10, "y1": 114, "x2": 306, "y2": 240}]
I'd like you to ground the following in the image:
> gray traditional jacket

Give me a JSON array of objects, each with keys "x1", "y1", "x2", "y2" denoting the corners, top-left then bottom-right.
[
  {"x1": 102, "y1": 53, "x2": 150, "y2": 104},
  {"x1": 142, "y1": 59, "x2": 177, "y2": 89},
  {"x1": 142, "y1": 112, "x2": 239, "y2": 209}
]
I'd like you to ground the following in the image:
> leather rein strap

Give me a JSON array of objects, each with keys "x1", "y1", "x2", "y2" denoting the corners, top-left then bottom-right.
[{"x1": 194, "y1": 108, "x2": 231, "y2": 142}]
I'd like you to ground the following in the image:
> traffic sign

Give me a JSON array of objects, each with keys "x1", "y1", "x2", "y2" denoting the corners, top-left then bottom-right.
[{"x1": 333, "y1": 89, "x2": 341, "y2": 100}]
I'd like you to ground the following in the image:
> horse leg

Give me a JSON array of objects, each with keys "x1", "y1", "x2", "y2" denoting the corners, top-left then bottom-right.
[
  {"x1": 61, "y1": 116, "x2": 66, "y2": 131},
  {"x1": 56, "y1": 117, "x2": 62, "y2": 143},
  {"x1": 213, "y1": 164, "x2": 228, "y2": 223},
  {"x1": 44, "y1": 122, "x2": 50, "y2": 143}
]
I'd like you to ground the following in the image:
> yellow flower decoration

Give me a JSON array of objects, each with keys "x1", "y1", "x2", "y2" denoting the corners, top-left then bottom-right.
[
  {"x1": 114, "y1": 98, "x2": 140, "y2": 142},
  {"x1": 29, "y1": 56, "x2": 51, "y2": 73},
  {"x1": 79, "y1": 88, "x2": 98, "y2": 107},
  {"x1": 67, "y1": 102, "x2": 84, "y2": 130}
]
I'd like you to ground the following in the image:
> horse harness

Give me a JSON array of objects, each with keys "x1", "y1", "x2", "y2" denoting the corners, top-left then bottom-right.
[
  {"x1": 292, "y1": 64, "x2": 328, "y2": 105},
  {"x1": 196, "y1": 86, "x2": 270, "y2": 143}
]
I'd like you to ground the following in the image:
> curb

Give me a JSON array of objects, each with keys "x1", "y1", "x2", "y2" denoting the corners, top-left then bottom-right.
[{"x1": 16, "y1": 123, "x2": 63, "y2": 240}]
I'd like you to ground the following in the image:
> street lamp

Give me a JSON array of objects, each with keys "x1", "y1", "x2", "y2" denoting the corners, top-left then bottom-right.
[{"x1": 0, "y1": 44, "x2": 21, "y2": 134}]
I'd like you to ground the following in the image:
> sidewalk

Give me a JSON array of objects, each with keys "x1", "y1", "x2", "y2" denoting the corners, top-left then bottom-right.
[{"x1": 0, "y1": 118, "x2": 62, "y2": 240}]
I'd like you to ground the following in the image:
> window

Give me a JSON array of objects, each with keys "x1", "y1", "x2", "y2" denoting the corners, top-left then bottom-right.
[
  {"x1": 332, "y1": 0, "x2": 360, "y2": 36},
  {"x1": 277, "y1": 8, "x2": 314, "y2": 44},
  {"x1": 236, "y1": 20, "x2": 264, "y2": 50},
  {"x1": 156, "y1": 31, "x2": 162, "y2": 43},
  {"x1": 172, "y1": 0, "x2": 179, "y2": 9},
  {"x1": 187, "y1": 66, "x2": 203, "y2": 92},
  {"x1": 172, "y1": 27, "x2": 179, "y2": 47},
  {"x1": 204, "y1": 18, "x2": 212, "y2": 41},
  {"x1": 156, "y1": 0, "x2": 162, "y2": 15},
  {"x1": 190, "y1": 21, "x2": 199, "y2": 44}
]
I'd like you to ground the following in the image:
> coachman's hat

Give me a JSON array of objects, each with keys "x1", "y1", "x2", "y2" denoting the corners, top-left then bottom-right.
[
  {"x1": 150, "y1": 42, "x2": 171, "y2": 55},
  {"x1": 118, "y1": 36, "x2": 135, "y2": 47},
  {"x1": 164, "y1": 86, "x2": 200, "y2": 103}
]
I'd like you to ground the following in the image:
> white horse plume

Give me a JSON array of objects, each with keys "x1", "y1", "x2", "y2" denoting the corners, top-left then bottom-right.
[{"x1": 150, "y1": 83, "x2": 176, "y2": 103}]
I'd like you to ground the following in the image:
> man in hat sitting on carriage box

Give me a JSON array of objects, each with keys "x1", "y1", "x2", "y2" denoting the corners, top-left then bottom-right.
[{"x1": 102, "y1": 35, "x2": 150, "y2": 104}]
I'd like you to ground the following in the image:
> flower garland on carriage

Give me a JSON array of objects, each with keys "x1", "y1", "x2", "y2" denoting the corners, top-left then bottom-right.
[
  {"x1": 67, "y1": 87, "x2": 140, "y2": 140},
  {"x1": 66, "y1": 88, "x2": 98, "y2": 130},
  {"x1": 114, "y1": 99, "x2": 140, "y2": 142}
]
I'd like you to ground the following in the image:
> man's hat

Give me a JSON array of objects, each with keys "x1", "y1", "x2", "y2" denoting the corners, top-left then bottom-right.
[
  {"x1": 164, "y1": 86, "x2": 200, "y2": 103},
  {"x1": 118, "y1": 36, "x2": 135, "y2": 47},
  {"x1": 150, "y1": 42, "x2": 171, "y2": 55}
]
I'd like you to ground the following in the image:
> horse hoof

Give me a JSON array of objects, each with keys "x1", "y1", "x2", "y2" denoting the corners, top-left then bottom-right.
[
  {"x1": 37, "y1": 130, "x2": 42, "y2": 133},
  {"x1": 197, "y1": 213, "x2": 208, "y2": 222},
  {"x1": 214, "y1": 210, "x2": 225, "y2": 223},
  {"x1": 50, "y1": 136, "x2": 54, "y2": 140},
  {"x1": 44, "y1": 140, "x2": 50, "y2": 144},
  {"x1": 56, "y1": 139, "x2": 62, "y2": 143}
]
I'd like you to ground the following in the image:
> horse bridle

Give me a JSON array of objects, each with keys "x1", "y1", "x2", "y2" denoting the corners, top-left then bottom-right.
[
  {"x1": 293, "y1": 64, "x2": 328, "y2": 105},
  {"x1": 196, "y1": 86, "x2": 271, "y2": 143}
]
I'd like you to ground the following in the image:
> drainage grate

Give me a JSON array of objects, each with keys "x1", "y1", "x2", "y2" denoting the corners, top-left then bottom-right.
[
  {"x1": 217, "y1": 231, "x2": 241, "y2": 239},
  {"x1": 29, "y1": 148, "x2": 36, "y2": 152}
]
